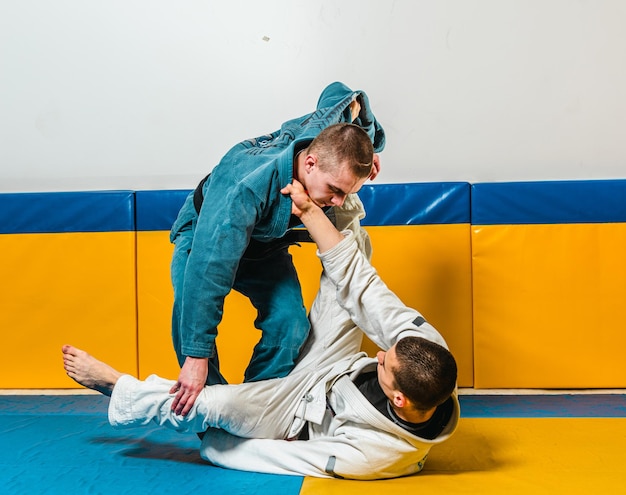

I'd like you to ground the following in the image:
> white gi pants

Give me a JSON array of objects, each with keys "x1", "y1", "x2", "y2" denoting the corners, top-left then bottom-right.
[{"x1": 108, "y1": 238, "x2": 367, "y2": 442}]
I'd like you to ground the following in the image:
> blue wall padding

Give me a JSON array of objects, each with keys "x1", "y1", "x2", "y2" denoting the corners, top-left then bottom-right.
[
  {"x1": 134, "y1": 183, "x2": 471, "y2": 232},
  {"x1": 0, "y1": 190, "x2": 135, "y2": 234},
  {"x1": 136, "y1": 189, "x2": 191, "y2": 231},
  {"x1": 5, "y1": 180, "x2": 625, "y2": 233},
  {"x1": 358, "y1": 182, "x2": 471, "y2": 225},
  {"x1": 472, "y1": 179, "x2": 626, "y2": 225}
]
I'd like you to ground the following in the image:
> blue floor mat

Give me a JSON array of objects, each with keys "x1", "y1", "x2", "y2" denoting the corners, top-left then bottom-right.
[
  {"x1": 0, "y1": 395, "x2": 303, "y2": 495},
  {"x1": 459, "y1": 393, "x2": 626, "y2": 417}
]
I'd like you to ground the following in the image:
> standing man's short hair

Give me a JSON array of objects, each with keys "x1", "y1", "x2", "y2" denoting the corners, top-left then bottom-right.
[{"x1": 307, "y1": 123, "x2": 374, "y2": 178}]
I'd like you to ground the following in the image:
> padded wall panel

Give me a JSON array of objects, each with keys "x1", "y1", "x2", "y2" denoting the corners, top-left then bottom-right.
[
  {"x1": 472, "y1": 180, "x2": 626, "y2": 388},
  {"x1": 361, "y1": 182, "x2": 473, "y2": 386},
  {"x1": 0, "y1": 191, "x2": 137, "y2": 234},
  {"x1": 135, "y1": 191, "x2": 188, "y2": 381},
  {"x1": 358, "y1": 182, "x2": 470, "y2": 226},
  {"x1": 365, "y1": 225, "x2": 473, "y2": 387},
  {"x1": 135, "y1": 230, "x2": 180, "y2": 380},
  {"x1": 0, "y1": 192, "x2": 137, "y2": 388}
]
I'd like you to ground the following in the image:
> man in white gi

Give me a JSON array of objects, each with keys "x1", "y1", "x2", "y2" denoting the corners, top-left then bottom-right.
[{"x1": 62, "y1": 180, "x2": 459, "y2": 481}]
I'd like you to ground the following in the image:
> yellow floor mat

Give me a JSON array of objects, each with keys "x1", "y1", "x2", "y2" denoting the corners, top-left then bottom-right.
[{"x1": 301, "y1": 417, "x2": 626, "y2": 494}]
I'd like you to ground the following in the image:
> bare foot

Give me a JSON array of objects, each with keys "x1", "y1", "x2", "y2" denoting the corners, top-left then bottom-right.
[{"x1": 62, "y1": 345, "x2": 122, "y2": 396}]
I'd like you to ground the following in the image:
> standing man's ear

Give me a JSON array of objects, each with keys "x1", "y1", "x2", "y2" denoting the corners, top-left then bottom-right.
[
  {"x1": 304, "y1": 154, "x2": 317, "y2": 173},
  {"x1": 369, "y1": 154, "x2": 381, "y2": 181}
]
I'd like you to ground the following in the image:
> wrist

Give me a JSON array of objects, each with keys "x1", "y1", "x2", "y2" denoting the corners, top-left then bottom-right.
[
  {"x1": 300, "y1": 203, "x2": 326, "y2": 223},
  {"x1": 186, "y1": 356, "x2": 209, "y2": 363}
]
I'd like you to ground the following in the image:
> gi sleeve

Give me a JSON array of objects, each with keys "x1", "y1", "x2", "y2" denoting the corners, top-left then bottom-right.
[
  {"x1": 199, "y1": 428, "x2": 425, "y2": 480},
  {"x1": 178, "y1": 178, "x2": 266, "y2": 358},
  {"x1": 318, "y1": 232, "x2": 449, "y2": 350},
  {"x1": 315, "y1": 81, "x2": 386, "y2": 152}
]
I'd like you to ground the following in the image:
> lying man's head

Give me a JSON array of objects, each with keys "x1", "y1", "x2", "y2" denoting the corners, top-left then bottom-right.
[{"x1": 376, "y1": 336, "x2": 457, "y2": 416}]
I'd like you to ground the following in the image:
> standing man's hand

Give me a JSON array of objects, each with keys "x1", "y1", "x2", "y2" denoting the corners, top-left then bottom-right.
[
  {"x1": 349, "y1": 99, "x2": 361, "y2": 122},
  {"x1": 348, "y1": 96, "x2": 381, "y2": 182},
  {"x1": 369, "y1": 154, "x2": 381, "y2": 181},
  {"x1": 169, "y1": 356, "x2": 208, "y2": 416}
]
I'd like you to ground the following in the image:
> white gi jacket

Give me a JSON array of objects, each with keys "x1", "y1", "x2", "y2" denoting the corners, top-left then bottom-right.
[{"x1": 108, "y1": 195, "x2": 460, "y2": 480}]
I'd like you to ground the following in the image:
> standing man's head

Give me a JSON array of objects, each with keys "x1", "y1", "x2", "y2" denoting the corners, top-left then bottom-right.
[
  {"x1": 376, "y1": 337, "x2": 457, "y2": 420},
  {"x1": 294, "y1": 123, "x2": 380, "y2": 208}
]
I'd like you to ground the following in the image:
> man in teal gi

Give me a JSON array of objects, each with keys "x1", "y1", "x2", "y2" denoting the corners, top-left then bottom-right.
[{"x1": 169, "y1": 82, "x2": 385, "y2": 415}]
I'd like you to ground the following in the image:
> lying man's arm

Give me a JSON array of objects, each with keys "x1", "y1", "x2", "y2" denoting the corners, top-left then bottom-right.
[
  {"x1": 281, "y1": 180, "x2": 447, "y2": 350},
  {"x1": 200, "y1": 427, "x2": 426, "y2": 480}
]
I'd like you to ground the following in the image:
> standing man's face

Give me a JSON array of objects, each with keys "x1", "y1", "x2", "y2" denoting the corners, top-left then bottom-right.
[{"x1": 301, "y1": 157, "x2": 368, "y2": 208}]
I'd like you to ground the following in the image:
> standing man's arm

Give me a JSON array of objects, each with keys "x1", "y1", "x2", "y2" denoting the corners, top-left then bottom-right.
[{"x1": 171, "y1": 182, "x2": 266, "y2": 415}]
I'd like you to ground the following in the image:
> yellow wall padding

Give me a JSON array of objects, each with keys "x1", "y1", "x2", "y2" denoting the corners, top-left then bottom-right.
[
  {"x1": 136, "y1": 225, "x2": 473, "y2": 387},
  {"x1": 0, "y1": 232, "x2": 138, "y2": 388},
  {"x1": 364, "y1": 225, "x2": 473, "y2": 387},
  {"x1": 473, "y1": 223, "x2": 626, "y2": 388},
  {"x1": 135, "y1": 231, "x2": 180, "y2": 380}
]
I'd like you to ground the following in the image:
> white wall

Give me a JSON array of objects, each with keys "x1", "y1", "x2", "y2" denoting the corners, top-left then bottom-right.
[{"x1": 1, "y1": 0, "x2": 625, "y2": 193}]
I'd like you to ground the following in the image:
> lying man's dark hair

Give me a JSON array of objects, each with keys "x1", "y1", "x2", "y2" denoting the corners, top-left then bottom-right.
[{"x1": 393, "y1": 336, "x2": 458, "y2": 411}]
